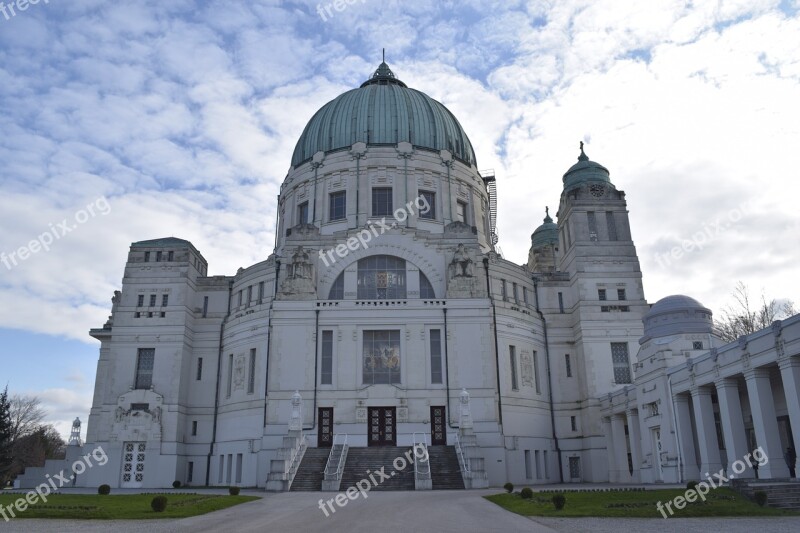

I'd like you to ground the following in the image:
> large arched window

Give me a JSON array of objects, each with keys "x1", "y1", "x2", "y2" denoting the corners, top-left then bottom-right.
[
  {"x1": 328, "y1": 273, "x2": 344, "y2": 300},
  {"x1": 420, "y1": 272, "x2": 435, "y2": 299},
  {"x1": 357, "y1": 255, "x2": 406, "y2": 299}
]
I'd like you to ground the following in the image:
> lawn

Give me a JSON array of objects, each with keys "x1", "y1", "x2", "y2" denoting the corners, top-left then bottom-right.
[
  {"x1": 486, "y1": 488, "x2": 800, "y2": 518},
  {"x1": 0, "y1": 493, "x2": 260, "y2": 520}
]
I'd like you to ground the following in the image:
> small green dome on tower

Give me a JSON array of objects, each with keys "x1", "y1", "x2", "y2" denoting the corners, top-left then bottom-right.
[
  {"x1": 531, "y1": 207, "x2": 559, "y2": 248},
  {"x1": 562, "y1": 142, "x2": 611, "y2": 191}
]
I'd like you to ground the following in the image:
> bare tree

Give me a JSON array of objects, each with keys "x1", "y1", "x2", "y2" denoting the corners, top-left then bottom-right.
[
  {"x1": 8, "y1": 394, "x2": 46, "y2": 443},
  {"x1": 715, "y1": 282, "x2": 796, "y2": 343}
]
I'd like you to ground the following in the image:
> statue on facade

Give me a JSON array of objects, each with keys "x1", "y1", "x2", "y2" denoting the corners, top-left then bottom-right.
[
  {"x1": 278, "y1": 246, "x2": 317, "y2": 300},
  {"x1": 459, "y1": 388, "x2": 473, "y2": 429},
  {"x1": 290, "y1": 246, "x2": 312, "y2": 280},
  {"x1": 450, "y1": 243, "x2": 475, "y2": 278}
]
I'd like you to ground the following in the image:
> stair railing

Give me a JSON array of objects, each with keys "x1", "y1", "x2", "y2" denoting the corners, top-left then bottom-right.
[
  {"x1": 286, "y1": 434, "x2": 307, "y2": 481},
  {"x1": 324, "y1": 433, "x2": 348, "y2": 481},
  {"x1": 411, "y1": 432, "x2": 431, "y2": 480},
  {"x1": 452, "y1": 432, "x2": 471, "y2": 479}
]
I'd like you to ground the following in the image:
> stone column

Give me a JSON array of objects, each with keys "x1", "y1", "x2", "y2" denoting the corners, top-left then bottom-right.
[
  {"x1": 690, "y1": 386, "x2": 723, "y2": 475},
  {"x1": 744, "y1": 368, "x2": 790, "y2": 478},
  {"x1": 779, "y1": 358, "x2": 800, "y2": 479},
  {"x1": 715, "y1": 377, "x2": 753, "y2": 478},
  {"x1": 626, "y1": 409, "x2": 643, "y2": 482},
  {"x1": 674, "y1": 393, "x2": 700, "y2": 481},
  {"x1": 603, "y1": 417, "x2": 617, "y2": 482},
  {"x1": 611, "y1": 414, "x2": 632, "y2": 482}
]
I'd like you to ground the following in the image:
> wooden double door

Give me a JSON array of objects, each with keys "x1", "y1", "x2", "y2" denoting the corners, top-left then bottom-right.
[{"x1": 368, "y1": 407, "x2": 396, "y2": 446}]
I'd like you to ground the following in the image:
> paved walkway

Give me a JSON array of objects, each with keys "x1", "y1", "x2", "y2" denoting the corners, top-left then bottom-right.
[{"x1": 3, "y1": 489, "x2": 800, "y2": 532}]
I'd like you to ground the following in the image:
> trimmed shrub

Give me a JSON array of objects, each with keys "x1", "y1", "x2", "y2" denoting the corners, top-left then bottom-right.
[
  {"x1": 229, "y1": 486, "x2": 240, "y2": 496},
  {"x1": 172, "y1": 480, "x2": 182, "y2": 489},
  {"x1": 151, "y1": 495, "x2": 168, "y2": 513},
  {"x1": 686, "y1": 481, "x2": 698, "y2": 490},
  {"x1": 520, "y1": 487, "x2": 533, "y2": 499},
  {"x1": 97, "y1": 484, "x2": 111, "y2": 495},
  {"x1": 503, "y1": 482, "x2": 514, "y2": 493},
  {"x1": 754, "y1": 491, "x2": 768, "y2": 507},
  {"x1": 552, "y1": 493, "x2": 566, "y2": 511}
]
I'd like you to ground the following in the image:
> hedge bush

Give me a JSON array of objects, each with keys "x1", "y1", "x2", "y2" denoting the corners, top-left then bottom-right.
[
  {"x1": 686, "y1": 480, "x2": 698, "y2": 490},
  {"x1": 151, "y1": 495, "x2": 168, "y2": 512},
  {"x1": 754, "y1": 491, "x2": 768, "y2": 507},
  {"x1": 97, "y1": 484, "x2": 111, "y2": 495},
  {"x1": 552, "y1": 493, "x2": 566, "y2": 510},
  {"x1": 229, "y1": 486, "x2": 241, "y2": 496},
  {"x1": 503, "y1": 482, "x2": 514, "y2": 493},
  {"x1": 520, "y1": 487, "x2": 533, "y2": 499}
]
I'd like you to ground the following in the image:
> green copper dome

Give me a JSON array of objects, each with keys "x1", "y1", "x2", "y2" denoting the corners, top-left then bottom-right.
[
  {"x1": 291, "y1": 62, "x2": 477, "y2": 168},
  {"x1": 531, "y1": 207, "x2": 559, "y2": 248},
  {"x1": 562, "y1": 143, "x2": 611, "y2": 191}
]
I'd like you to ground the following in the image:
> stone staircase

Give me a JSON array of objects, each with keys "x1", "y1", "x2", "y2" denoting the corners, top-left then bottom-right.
[
  {"x1": 428, "y1": 445, "x2": 465, "y2": 490},
  {"x1": 339, "y1": 447, "x2": 416, "y2": 491},
  {"x1": 734, "y1": 479, "x2": 800, "y2": 510},
  {"x1": 290, "y1": 448, "x2": 330, "y2": 491}
]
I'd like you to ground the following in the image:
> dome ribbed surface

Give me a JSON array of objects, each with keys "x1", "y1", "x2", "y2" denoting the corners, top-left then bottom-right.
[{"x1": 291, "y1": 63, "x2": 476, "y2": 167}]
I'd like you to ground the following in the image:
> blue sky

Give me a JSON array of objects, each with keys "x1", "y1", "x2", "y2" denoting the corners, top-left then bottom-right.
[{"x1": 1, "y1": 0, "x2": 799, "y2": 439}]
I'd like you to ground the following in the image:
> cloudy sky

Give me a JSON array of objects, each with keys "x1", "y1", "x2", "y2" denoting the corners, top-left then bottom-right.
[{"x1": 1, "y1": 0, "x2": 798, "y2": 439}]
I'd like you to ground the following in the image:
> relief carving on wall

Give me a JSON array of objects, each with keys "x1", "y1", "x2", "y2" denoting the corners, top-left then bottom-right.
[
  {"x1": 278, "y1": 246, "x2": 317, "y2": 300},
  {"x1": 233, "y1": 355, "x2": 246, "y2": 390},
  {"x1": 521, "y1": 350, "x2": 534, "y2": 388},
  {"x1": 446, "y1": 244, "x2": 486, "y2": 298}
]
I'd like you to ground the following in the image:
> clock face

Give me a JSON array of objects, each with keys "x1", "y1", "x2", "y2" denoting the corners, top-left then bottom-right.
[{"x1": 590, "y1": 184, "x2": 605, "y2": 197}]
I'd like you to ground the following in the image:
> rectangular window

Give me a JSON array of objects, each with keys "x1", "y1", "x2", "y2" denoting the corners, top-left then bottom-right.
[
  {"x1": 144, "y1": 251, "x2": 150, "y2": 262},
  {"x1": 168, "y1": 251, "x2": 174, "y2": 261},
  {"x1": 235, "y1": 454, "x2": 243, "y2": 484},
  {"x1": 202, "y1": 296, "x2": 208, "y2": 317},
  {"x1": 430, "y1": 329, "x2": 443, "y2": 384},
  {"x1": 218, "y1": 455, "x2": 224, "y2": 484},
  {"x1": 149, "y1": 294, "x2": 157, "y2": 307},
  {"x1": 606, "y1": 211, "x2": 618, "y2": 241},
  {"x1": 321, "y1": 331, "x2": 333, "y2": 385},
  {"x1": 131, "y1": 403, "x2": 149, "y2": 411},
  {"x1": 226, "y1": 454, "x2": 232, "y2": 484},
  {"x1": 524, "y1": 450, "x2": 532, "y2": 479},
  {"x1": 571, "y1": 416, "x2": 577, "y2": 431},
  {"x1": 535, "y1": 450, "x2": 542, "y2": 479},
  {"x1": 611, "y1": 342, "x2": 632, "y2": 384},
  {"x1": 501, "y1": 280, "x2": 507, "y2": 301},
  {"x1": 191, "y1": 421, "x2": 197, "y2": 436},
  {"x1": 362, "y1": 330, "x2": 401, "y2": 384},
  {"x1": 523, "y1": 286, "x2": 528, "y2": 305},
  {"x1": 533, "y1": 350, "x2": 541, "y2": 394},
  {"x1": 543, "y1": 451, "x2": 549, "y2": 479},
  {"x1": 162, "y1": 294, "x2": 168, "y2": 307},
  {"x1": 137, "y1": 295, "x2": 144, "y2": 307},
  {"x1": 156, "y1": 251, "x2": 163, "y2": 262},
  {"x1": 258, "y1": 281, "x2": 265, "y2": 301},
  {"x1": 248, "y1": 349, "x2": 256, "y2": 394},
  {"x1": 196, "y1": 358, "x2": 203, "y2": 381},
  {"x1": 558, "y1": 292, "x2": 564, "y2": 313},
  {"x1": 587, "y1": 211, "x2": 598, "y2": 241},
  {"x1": 371, "y1": 187, "x2": 393, "y2": 216},
  {"x1": 160, "y1": 311, "x2": 165, "y2": 318},
  {"x1": 693, "y1": 341, "x2": 704, "y2": 350},
  {"x1": 187, "y1": 461, "x2": 194, "y2": 483},
  {"x1": 329, "y1": 191, "x2": 346, "y2": 221},
  {"x1": 512, "y1": 283, "x2": 519, "y2": 304},
  {"x1": 418, "y1": 190, "x2": 436, "y2": 220},
  {"x1": 298, "y1": 201, "x2": 309, "y2": 225},
  {"x1": 509, "y1": 346, "x2": 518, "y2": 391},
  {"x1": 227, "y1": 354, "x2": 233, "y2": 397},
  {"x1": 456, "y1": 200, "x2": 467, "y2": 223},
  {"x1": 135, "y1": 348, "x2": 155, "y2": 389},
  {"x1": 565, "y1": 354, "x2": 572, "y2": 377},
  {"x1": 247, "y1": 285, "x2": 253, "y2": 306},
  {"x1": 598, "y1": 289, "x2": 607, "y2": 301},
  {"x1": 617, "y1": 288, "x2": 626, "y2": 301}
]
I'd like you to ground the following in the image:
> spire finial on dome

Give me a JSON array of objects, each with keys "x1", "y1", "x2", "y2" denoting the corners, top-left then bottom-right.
[
  {"x1": 578, "y1": 141, "x2": 588, "y2": 161},
  {"x1": 360, "y1": 53, "x2": 408, "y2": 88},
  {"x1": 544, "y1": 206, "x2": 553, "y2": 223}
]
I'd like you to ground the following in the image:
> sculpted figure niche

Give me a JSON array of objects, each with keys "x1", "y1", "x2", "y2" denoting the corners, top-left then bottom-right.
[
  {"x1": 446, "y1": 243, "x2": 485, "y2": 298},
  {"x1": 278, "y1": 245, "x2": 317, "y2": 300}
]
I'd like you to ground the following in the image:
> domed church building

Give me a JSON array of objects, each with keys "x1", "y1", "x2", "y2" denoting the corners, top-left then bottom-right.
[{"x1": 19, "y1": 62, "x2": 799, "y2": 491}]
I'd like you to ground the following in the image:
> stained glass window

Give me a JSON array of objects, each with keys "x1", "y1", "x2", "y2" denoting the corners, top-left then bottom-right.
[
  {"x1": 363, "y1": 330, "x2": 401, "y2": 384},
  {"x1": 357, "y1": 256, "x2": 406, "y2": 299}
]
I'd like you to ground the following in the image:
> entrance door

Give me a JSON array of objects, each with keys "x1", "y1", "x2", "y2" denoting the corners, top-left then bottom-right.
[
  {"x1": 318, "y1": 407, "x2": 333, "y2": 448},
  {"x1": 121, "y1": 442, "x2": 146, "y2": 488},
  {"x1": 430, "y1": 406, "x2": 446, "y2": 445},
  {"x1": 368, "y1": 407, "x2": 396, "y2": 446}
]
